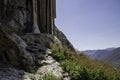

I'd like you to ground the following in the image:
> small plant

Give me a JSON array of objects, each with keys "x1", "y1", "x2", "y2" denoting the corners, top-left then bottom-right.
[
  {"x1": 42, "y1": 74, "x2": 62, "y2": 80},
  {"x1": 61, "y1": 60, "x2": 82, "y2": 80}
]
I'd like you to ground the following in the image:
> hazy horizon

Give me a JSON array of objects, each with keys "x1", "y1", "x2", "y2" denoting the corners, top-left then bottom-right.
[{"x1": 55, "y1": 0, "x2": 120, "y2": 50}]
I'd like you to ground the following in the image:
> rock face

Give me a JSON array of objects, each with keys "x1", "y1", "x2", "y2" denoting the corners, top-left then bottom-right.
[
  {"x1": 0, "y1": 50, "x2": 70, "y2": 80},
  {"x1": 0, "y1": 0, "x2": 56, "y2": 34},
  {"x1": 0, "y1": 0, "x2": 74, "y2": 79},
  {"x1": 54, "y1": 26, "x2": 75, "y2": 50},
  {"x1": 0, "y1": 30, "x2": 33, "y2": 68}
]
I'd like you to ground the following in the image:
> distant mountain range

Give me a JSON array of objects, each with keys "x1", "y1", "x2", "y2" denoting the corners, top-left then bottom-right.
[{"x1": 79, "y1": 47, "x2": 120, "y2": 69}]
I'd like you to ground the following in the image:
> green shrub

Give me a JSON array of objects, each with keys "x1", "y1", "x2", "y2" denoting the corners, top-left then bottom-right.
[
  {"x1": 52, "y1": 49, "x2": 65, "y2": 61},
  {"x1": 61, "y1": 60, "x2": 112, "y2": 80},
  {"x1": 50, "y1": 43, "x2": 120, "y2": 80},
  {"x1": 42, "y1": 74, "x2": 62, "y2": 80},
  {"x1": 61, "y1": 60, "x2": 82, "y2": 80}
]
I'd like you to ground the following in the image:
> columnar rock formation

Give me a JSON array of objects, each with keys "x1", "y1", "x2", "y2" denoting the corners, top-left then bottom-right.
[
  {"x1": 0, "y1": 0, "x2": 74, "y2": 79},
  {"x1": 0, "y1": 0, "x2": 74, "y2": 73},
  {"x1": 0, "y1": 0, "x2": 56, "y2": 34},
  {"x1": 37, "y1": 0, "x2": 56, "y2": 34},
  {"x1": 32, "y1": 0, "x2": 56, "y2": 34}
]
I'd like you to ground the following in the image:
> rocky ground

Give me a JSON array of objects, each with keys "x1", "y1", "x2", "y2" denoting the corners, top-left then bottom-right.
[
  {"x1": 0, "y1": 29, "x2": 72, "y2": 80},
  {"x1": 0, "y1": 48, "x2": 70, "y2": 80}
]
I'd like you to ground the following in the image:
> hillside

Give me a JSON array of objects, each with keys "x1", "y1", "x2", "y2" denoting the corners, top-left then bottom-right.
[
  {"x1": 105, "y1": 47, "x2": 120, "y2": 68},
  {"x1": 90, "y1": 49, "x2": 113, "y2": 60},
  {"x1": 81, "y1": 48, "x2": 116, "y2": 60},
  {"x1": 80, "y1": 50, "x2": 97, "y2": 56},
  {"x1": 51, "y1": 44, "x2": 120, "y2": 80},
  {"x1": 81, "y1": 47, "x2": 120, "y2": 69},
  {"x1": 0, "y1": 0, "x2": 120, "y2": 80}
]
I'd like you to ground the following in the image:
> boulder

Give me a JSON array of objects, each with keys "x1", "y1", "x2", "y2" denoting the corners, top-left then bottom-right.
[{"x1": 0, "y1": 28, "x2": 33, "y2": 69}]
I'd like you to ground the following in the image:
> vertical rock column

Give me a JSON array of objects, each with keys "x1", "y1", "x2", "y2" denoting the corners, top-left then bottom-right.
[
  {"x1": 32, "y1": 0, "x2": 56, "y2": 34},
  {"x1": 46, "y1": 0, "x2": 56, "y2": 34},
  {"x1": 52, "y1": 0, "x2": 56, "y2": 34},
  {"x1": 37, "y1": 0, "x2": 46, "y2": 33},
  {"x1": 46, "y1": 0, "x2": 50, "y2": 34},
  {"x1": 49, "y1": 0, "x2": 56, "y2": 34},
  {"x1": 32, "y1": 0, "x2": 40, "y2": 33},
  {"x1": 50, "y1": 0, "x2": 53, "y2": 34},
  {"x1": 43, "y1": 0, "x2": 47, "y2": 33}
]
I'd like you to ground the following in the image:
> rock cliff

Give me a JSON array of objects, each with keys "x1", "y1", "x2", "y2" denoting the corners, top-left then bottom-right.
[{"x1": 0, "y1": 0, "x2": 74, "y2": 80}]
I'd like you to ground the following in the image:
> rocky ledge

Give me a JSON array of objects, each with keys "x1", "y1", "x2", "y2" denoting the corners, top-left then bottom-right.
[
  {"x1": 0, "y1": 30, "x2": 71, "y2": 80},
  {"x1": 0, "y1": 48, "x2": 70, "y2": 80}
]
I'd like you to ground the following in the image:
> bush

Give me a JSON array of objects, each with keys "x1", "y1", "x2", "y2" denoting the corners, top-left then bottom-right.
[
  {"x1": 61, "y1": 60, "x2": 82, "y2": 80},
  {"x1": 42, "y1": 74, "x2": 62, "y2": 80},
  {"x1": 50, "y1": 43, "x2": 120, "y2": 80},
  {"x1": 61, "y1": 60, "x2": 114, "y2": 80},
  {"x1": 52, "y1": 49, "x2": 65, "y2": 61}
]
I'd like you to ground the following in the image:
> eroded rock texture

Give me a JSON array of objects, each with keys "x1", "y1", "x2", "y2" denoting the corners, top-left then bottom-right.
[
  {"x1": 0, "y1": 0, "x2": 56, "y2": 34},
  {"x1": 0, "y1": 0, "x2": 74, "y2": 79}
]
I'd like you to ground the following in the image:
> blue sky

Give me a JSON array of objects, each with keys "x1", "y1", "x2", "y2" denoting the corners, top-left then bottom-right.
[{"x1": 55, "y1": 0, "x2": 120, "y2": 51}]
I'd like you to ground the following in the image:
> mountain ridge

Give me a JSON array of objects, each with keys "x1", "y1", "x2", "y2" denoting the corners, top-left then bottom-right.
[{"x1": 80, "y1": 47, "x2": 120, "y2": 69}]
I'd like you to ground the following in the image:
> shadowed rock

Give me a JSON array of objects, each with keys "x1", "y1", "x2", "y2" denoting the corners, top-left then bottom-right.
[
  {"x1": 0, "y1": 0, "x2": 56, "y2": 34},
  {"x1": 0, "y1": 0, "x2": 74, "y2": 79}
]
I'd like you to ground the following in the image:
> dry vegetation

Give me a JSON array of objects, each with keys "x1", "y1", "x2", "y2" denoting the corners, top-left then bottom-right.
[{"x1": 50, "y1": 43, "x2": 120, "y2": 80}]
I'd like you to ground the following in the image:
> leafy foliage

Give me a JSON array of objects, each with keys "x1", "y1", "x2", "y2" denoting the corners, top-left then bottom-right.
[
  {"x1": 42, "y1": 74, "x2": 62, "y2": 80},
  {"x1": 50, "y1": 43, "x2": 120, "y2": 80}
]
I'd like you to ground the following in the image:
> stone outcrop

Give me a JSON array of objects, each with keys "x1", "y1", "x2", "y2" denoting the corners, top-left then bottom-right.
[
  {"x1": 0, "y1": 48, "x2": 70, "y2": 80},
  {"x1": 54, "y1": 26, "x2": 75, "y2": 50},
  {"x1": 0, "y1": 0, "x2": 75, "y2": 79},
  {"x1": 0, "y1": 28, "x2": 33, "y2": 68},
  {"x1": 0, "y1": 0, "x2": 56, "y2": 34}
]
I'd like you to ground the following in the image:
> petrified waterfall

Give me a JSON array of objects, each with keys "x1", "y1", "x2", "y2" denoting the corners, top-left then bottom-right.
[
  {"x1": 0, "y1": 0, "x2": 56, "y2": 34},
  {"x1": 32, "y1": 0, "x2": 56, "y2": 34},
  {"x1": 0, "y1": 0, "x2": 56, "y2": 68},
  {"x1": 0, "y1": 0, "x2": 75, "y2": 79},
  {"x1": 0, "y1": 0, "x2": 74, "y2": 71}
]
